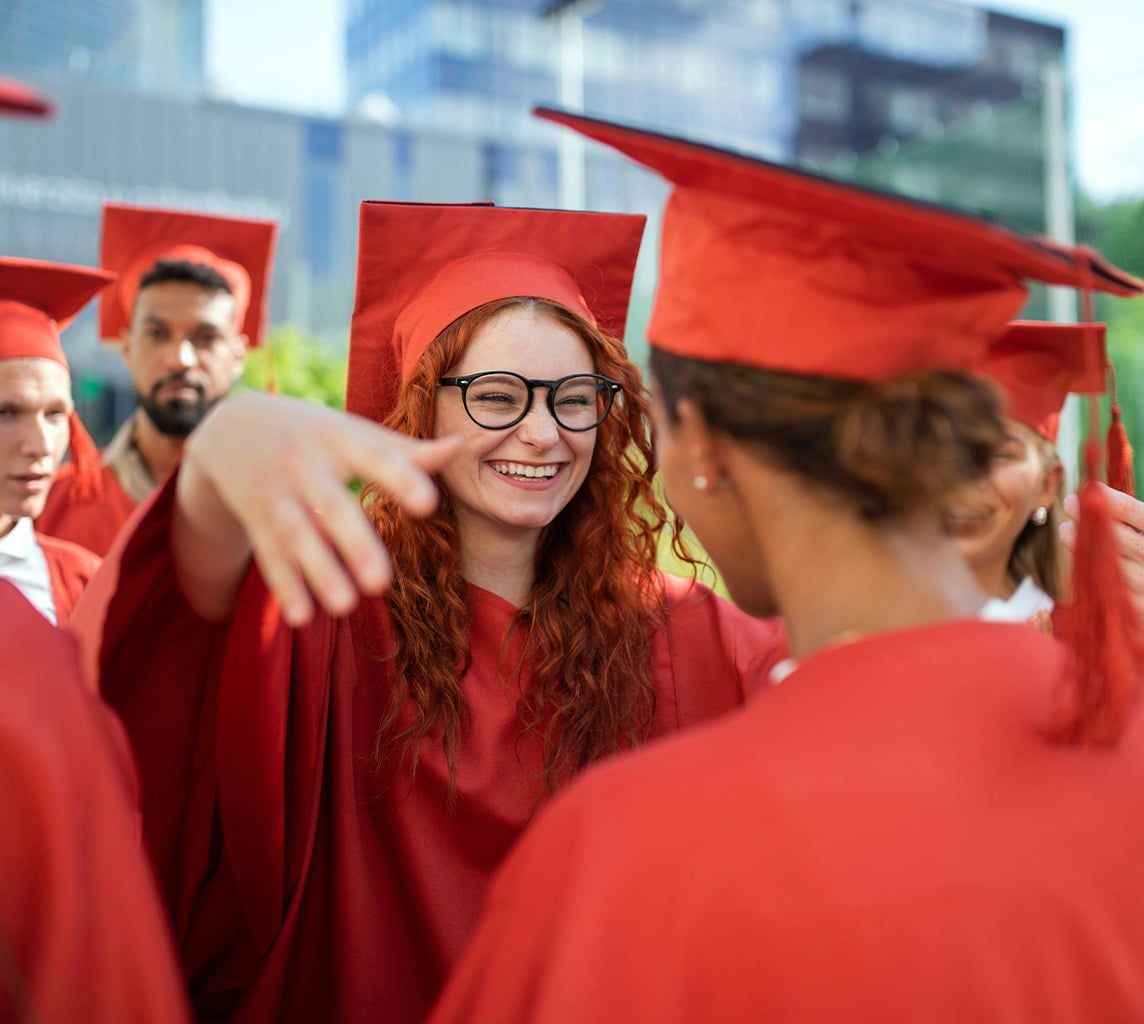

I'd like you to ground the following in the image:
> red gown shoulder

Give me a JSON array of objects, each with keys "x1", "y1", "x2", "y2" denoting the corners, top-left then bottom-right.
[
  {"x1": 432, "y1": 620, "x2": 1144, "y2": 1023},
  {"x1": 35, "y1": 530, "x2": 101, "y2": 626},
  {"x1": 38, "y1": 462, "x2": 138, "y2": 557},
  {"x1": 0, "y1": 580, "x2": 190, "y2": 1023}
]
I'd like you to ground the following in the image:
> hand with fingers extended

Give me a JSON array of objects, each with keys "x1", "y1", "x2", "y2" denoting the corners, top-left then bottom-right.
[
  {"x1": 1059, "y1": 482, "x2": 1144, "y2": 624},
  {"x1": 174, "y1": 390, "x2": 462, "y2": 626}
]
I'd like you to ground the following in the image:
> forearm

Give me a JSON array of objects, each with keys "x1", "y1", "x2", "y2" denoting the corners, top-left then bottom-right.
[{"x1": 173, "y1": 454, "x2": 253, "y2": 621}]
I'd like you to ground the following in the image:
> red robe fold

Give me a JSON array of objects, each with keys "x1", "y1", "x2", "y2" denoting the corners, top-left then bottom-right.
[
  {"x1": 36, "y1": 530, "x2": 100, "y2": 625},
  {"x1": 71, "y1": 475, "x2": 788, "y2": 1024},
  {"x1": 431, "y1": 620, "x2": 1144, "y2": 1024},
  {"x1": 37, "y1": 462, "x2": 138, "y2": 557},
  {"x1": 0, "y1": 580, "x2": 190, "y2": 1024}
]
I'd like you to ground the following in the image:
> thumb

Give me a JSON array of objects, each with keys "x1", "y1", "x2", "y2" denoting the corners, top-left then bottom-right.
[{"x1": 1059, "y1": 518, "x2": 1077, "y2": 554}]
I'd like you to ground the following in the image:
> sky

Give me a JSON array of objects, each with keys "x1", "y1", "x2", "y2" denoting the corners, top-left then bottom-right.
[{"x1": 204, "y1": 0, "x2": 1144, "y2": 200}]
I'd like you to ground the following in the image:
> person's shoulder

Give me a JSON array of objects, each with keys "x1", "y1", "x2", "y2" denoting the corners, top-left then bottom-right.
[
  {"x1": 34, "y1": 531, "x2": 102, "y2": 573},
  {"x1": 656, "y1": 570, "x2": 789, "y2": 667}
]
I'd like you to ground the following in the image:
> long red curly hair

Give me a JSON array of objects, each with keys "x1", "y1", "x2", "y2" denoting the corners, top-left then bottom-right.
[{"x1": 362, "y1": 296, "x2": 688, "y2": 793}]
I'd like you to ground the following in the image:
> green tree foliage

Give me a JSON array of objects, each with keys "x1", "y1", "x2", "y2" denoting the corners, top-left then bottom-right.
[
  {"x1": 1078, "y1": 195, "x2": 1144, "y2": 493},
  {"x1": 240, "y1": 324, "x2": 348, "y2": 410}
]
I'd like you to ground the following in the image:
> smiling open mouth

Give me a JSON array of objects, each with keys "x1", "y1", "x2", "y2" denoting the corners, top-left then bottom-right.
[{"x1": 489, "y1": 461, "x2": 561, "y2": 481}]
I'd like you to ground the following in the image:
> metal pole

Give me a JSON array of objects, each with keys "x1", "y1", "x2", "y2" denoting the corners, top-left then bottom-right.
[
  {"x1": 541, "y1": 0, "x2": 598, "y2": 210},
  {"x1": 1042, "y1": 56, "x2": 1080, "y2": 486}
]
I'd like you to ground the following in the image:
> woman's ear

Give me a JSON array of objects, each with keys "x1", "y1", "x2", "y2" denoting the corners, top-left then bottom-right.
[
  {"x1": 675, "y1": 398, "x2": 730, "y2": 491},
  {"x1": 1039, "y1": 453, "x2": 1065, "y2": 509}
]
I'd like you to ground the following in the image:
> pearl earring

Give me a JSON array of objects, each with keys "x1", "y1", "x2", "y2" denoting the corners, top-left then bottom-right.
[
  {"x1": 1031, "y1": 506, "x2": 1048, "y2": 526},
  {"x1": 693, "y1": 474, "x2": 710, "y2": 491}
]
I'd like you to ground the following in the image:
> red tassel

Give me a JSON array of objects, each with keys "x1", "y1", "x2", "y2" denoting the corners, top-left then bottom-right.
[
  {"x1": 1054, "y1": 440, "x2": 1142, "y2": 745},
  {"x1": 65, "y1": 411, "x2": 104, "y2": 505},
  {"x1": 265, "y1": 336, "x2": 278, "y2": 396},
  {"x1": 1106, "y1": 361, "x2": 1135, "y2": 496}
]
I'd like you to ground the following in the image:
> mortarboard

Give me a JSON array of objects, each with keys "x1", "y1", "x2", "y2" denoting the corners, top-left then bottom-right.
[
  {"x1": 99, "y1": 203, "x2": 277, "y2": 346},
  {"x1": 0, "y1": 77, "x2": 53, "y2": 117},
  {"x1": 985, "y1": 321, "x2": 1107, "y2": 443},
  {"x1": 533, "y1": 107, "x2": 1141, "y2": 380},
  {"x1": 0, "y1": 256, "x2": 117, "y2": 501},
  {"x1": 347, "y1": 201, "x2": 646, "y2": 423}
]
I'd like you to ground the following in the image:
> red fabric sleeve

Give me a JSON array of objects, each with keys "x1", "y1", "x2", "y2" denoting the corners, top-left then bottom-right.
[{"x1": 0, "y1": 581, "x2": 191, "y2": 1023}]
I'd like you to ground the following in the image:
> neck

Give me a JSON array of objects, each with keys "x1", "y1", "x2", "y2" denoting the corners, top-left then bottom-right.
[
  {"x1": 736, "y1": 462, "x2": 988, "y2": 661},
  {"x1": 971, "y1": 558, "x2": 1017, "y2": 601},
  {"x1": 132, "y1": 409, "x2": 188, "y2": 485},
  {"x1": 457, "y1": 517, "x2": 539, "y2": 608},
  {"x1": 0, "y1": 515, "x2": 16, "y2": 539}
]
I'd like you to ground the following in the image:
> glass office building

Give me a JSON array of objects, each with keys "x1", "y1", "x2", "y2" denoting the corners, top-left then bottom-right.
[
  {"x1": 345, "y1": 0, "x2": 1064, "y2": 223},
  {"x1": 1, "y1": 0, "x2": 204, "y2": 97}
]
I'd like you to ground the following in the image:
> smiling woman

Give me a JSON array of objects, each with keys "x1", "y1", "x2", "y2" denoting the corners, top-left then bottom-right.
[
  {"x1": 73, "y1": 199, "x2": 788, "y2": 1024},
  {"x1": 957, "y1": 320, "x2": 1109, "y2": 629}
]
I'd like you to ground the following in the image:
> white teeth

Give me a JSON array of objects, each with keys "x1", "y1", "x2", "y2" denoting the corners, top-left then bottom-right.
[{"x1": 490, "y1": 461, "x2": 559, "y2": 480}]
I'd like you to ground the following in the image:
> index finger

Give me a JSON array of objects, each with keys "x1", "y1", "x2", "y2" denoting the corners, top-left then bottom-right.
[
  {"x1": 333, "y1": 421, "x2": 463, "y2": 516},
  {"x1": 1095, "y1": 482, "x2": 1144, "y2": 534}
]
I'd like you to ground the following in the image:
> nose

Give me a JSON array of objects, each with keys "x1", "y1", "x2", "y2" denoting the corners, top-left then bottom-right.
[
  {"x1": 515, "y1": 387, "x2": 561, "y2": 448},
  {"x1": 172, "y1": 338, "x2": 197, "y2": 369},
  {"x1": 19, "y1": 415, "x2": 53, "y2": 458}
]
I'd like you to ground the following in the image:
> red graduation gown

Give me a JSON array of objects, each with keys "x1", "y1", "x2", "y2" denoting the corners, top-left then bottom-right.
[
  {"x1": 36, "y1": 530, "x2": 100, "y2": 626},
  {"x1": 0, "y1": 580, "x2": 190, "y2": 1024},
  {"x1": 71, "y1": 476, "x2": 788, "y2": 1024},
  {"x1": 37, "y1": 462, "x2": 138, "y2": 557},
  {"x1": 432, "y1": 620, "x2": 1144, "y2": 1024}
]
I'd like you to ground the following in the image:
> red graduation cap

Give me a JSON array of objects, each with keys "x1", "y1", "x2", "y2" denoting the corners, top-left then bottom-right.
[
  {"x1": 0, "y1": 256, "x2": 117, "y2": 502},
  {"x1": 0, "y1": 77, "x2": 53, "y2": 117},
  {"x1": 985, "y1": 321, "x2": 1107, "y2": 443},
  {"x1": 534, "y1": 107, "x2": 1141, "y2": 380},
  {"x1": 536, "y1": 107, "x2": 1144, "y2": 747},
  {"x1": 99, "y1": 203, "x2": 278, "y2": 346},
  {"x1": 347, "y1": 201, "x2": 646, "y2": 423}
]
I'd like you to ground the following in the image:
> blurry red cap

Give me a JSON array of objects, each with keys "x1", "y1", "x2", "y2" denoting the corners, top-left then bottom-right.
[
  {"x1": 534, "y1": 108, "x2": 1142, "y2": 380},
  {"x1": 984, "y1": 321, "x2": 1107, "y2": 442},
  {"x1": 347, "y1": 201, "x2": 646, "y2": 423},
  {"x1": 0, "y1": 256, "x2": 115, "y2": 504},
  {"x1": 0, "y1": 77, "x2": 53, "y2": 117},
  {"x1": 0, "y1": 256, "x2": 116, "y2": 365},
  {"x1": 99, "y1": 203, "x2": 277, "y2": 345}
]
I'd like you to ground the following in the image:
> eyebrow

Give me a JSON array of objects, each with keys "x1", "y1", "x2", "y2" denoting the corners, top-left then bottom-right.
[{"x1": 141, "y1": 315, "x2": 223, "y2": 331}]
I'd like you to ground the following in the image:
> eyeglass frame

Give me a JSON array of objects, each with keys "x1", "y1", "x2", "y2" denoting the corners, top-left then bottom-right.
[{"x1": 436, "y1": 370, "x2": 623, "y2": 432}]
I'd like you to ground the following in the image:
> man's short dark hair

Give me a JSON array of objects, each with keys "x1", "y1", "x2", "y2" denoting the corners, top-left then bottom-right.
[{"x1": 138, "y1": 258, "x2": 233, "y2": 294}]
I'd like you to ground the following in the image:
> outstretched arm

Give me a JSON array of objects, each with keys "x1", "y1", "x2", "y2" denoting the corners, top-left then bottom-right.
[{"x1": 175, "y1": 391, "x2": 462, "y2": 625}]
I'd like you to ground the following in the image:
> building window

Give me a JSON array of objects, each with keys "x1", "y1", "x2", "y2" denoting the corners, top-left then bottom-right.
[
  {"x1": 799, "y1": 66, "x2": 851, "y2": 123},
  {"x1": 886, "y1": 85, "x2": 936, "y2": 136}
]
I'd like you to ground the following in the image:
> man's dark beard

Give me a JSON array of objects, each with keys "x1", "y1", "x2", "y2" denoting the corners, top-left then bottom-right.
[{"x1": 136, "y1": 374, "x2": 217, "y2": 437}]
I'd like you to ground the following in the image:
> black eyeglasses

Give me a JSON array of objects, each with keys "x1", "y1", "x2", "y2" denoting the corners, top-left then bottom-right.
[{"x1": 437, "y1": 371, "x2": 622, "y2": 431}]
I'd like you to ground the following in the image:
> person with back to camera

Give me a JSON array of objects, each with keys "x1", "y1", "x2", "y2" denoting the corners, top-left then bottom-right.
[
  {"x1": 70, "y1": 200, "x2": 788, "y2": 1023},
  {"x1": 425, "y1": 108, "x2": 1144, "y2": 1024}
]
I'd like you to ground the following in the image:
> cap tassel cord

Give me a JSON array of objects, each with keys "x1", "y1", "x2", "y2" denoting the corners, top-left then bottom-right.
[
  {"x1": 65, "y1": 411, "x2": 104, "y2": 505},
  {"x1": 1054, "y1": 267, "x2": 1142, "y2": 745},
  {"x1": 1106, "y1": 361, "x2": 1135, "y2": 496}
]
